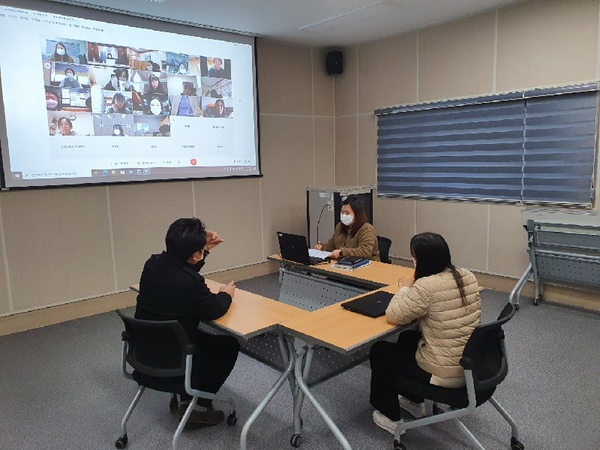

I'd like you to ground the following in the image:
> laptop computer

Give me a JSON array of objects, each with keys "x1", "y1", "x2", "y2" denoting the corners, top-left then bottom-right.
[
  {"x1": 277, "y1": 232, "x2": 327, "y2": 265},
  {"x1": 341, "y1": 290, "x2": 394, "y2": 318}
]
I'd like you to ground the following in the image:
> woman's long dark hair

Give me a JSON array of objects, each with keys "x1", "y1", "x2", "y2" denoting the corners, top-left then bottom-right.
[
  {"x1": 341, "y1": 196, "x2": 368, "y2": 238},
  {"x1": 410, "y1": 232, "x2": 466, "y2": 303},
  {"x1": 53, "y1": 42, "x2": 69, "y2": 62}
]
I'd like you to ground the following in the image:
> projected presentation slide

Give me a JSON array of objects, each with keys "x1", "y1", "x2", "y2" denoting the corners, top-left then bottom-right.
[{"x1": 0, "y1": 5, "x2": 259, "y2": 188}]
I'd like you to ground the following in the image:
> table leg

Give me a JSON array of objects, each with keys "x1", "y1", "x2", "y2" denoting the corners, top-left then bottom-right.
[
  {"x1": 240, "y1": 334, "x2": 296, "y2": 450},
  {"x1": 293, "y1": 345, "x2": 353, "y2": 450}
]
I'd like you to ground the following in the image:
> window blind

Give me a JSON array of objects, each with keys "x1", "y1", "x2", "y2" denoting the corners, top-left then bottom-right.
[{"x1": 376, "y1": 83, "x2": 599, "y2": 207}]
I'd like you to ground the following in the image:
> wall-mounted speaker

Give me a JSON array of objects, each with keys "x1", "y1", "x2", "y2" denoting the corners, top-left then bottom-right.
[{"x1": 326, "y1": 51, "x2": 343, "y2": 75}]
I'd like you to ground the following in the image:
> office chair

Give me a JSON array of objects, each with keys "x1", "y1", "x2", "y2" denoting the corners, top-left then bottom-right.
[
  {"x1": 391, "y1": 303, "x2": 524, "y2": 450},
  {"x1": 377, "y1": 236, "x2": 393, "y2": 264},
  {"x1": 115, "y1": 310, "x2": 236, "y2": 450}
]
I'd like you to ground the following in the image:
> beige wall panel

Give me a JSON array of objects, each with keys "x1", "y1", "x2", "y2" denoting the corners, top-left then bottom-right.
[
  {"x1": 313, "y1": 48, "x2": 335, "y2": 117},
  {"x1": 335, "y1": 116, "x2": 358, "y2": 185},
  {"x1": 488, "y1": 205, "x2": 529, "y2": 278},
  {"x1": 335, "y1": 46, "x2": 358, "y2": 117},
  {"x1": 419, "y1": 12, "x2": 495, "y2": 102},
  {"x1": 256, "y1": 40, "x2": 313, "y2": 115},
  {"x1": 110, "y1": 181, "x2": 193, "y2": 290},
  {"x1": 416, "y1": 200, "x2": 488, "y2": 270},
  {"x1": 497, "y1": 0, "x2": 599, "y2": 92},
  {"x1": 2, "y1": 187, "x2": 114, "y2": 312},
  {"x1": 358, "y1": 32, "x2": 418, "y2": 114},
  {"x1": 260, "y1": 115, "x2": 314, "y2": 256},
  {"x1": 314, "y1": 117, "x2": 335, "y2": 186},
  {"x1": 0, "y1": 212, "x2": 9, "y2": 314},
  {"x1": 373, "y1": 196, "x2": 415, "y2": 259},
  {"x1": 358, "y1": 114, "x2": 377, "y2": 186},
  {"x1": 193, "y1": 177, "x2": 263, "y2": 272}
]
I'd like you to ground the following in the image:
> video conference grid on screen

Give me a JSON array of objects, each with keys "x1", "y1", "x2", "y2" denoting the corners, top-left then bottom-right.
[{"x1": 0, "y1": 5, "x2": 259, "y2": 188}]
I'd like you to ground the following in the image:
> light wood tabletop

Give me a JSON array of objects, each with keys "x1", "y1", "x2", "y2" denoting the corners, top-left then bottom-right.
[
  {"x1": 129, "y1": 281, "x2": 308, "y2": 340},
  {"x1": 268, "y1": 254, "x2": 414, "y2": 287},
  {"x1": 310, "y1": 260, "x2": 414, "y2": 287},
  {"x1": 204, "y1": 279, "x2": 308, "y2": 340},
  {"x1": 280, "y1": 284, "x2": 402, "y2": 355}
]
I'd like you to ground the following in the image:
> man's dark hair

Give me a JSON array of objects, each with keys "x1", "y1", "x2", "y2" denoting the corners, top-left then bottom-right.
[{"x1": 165, "y1": 218, "x2": 207, "y2": 263}]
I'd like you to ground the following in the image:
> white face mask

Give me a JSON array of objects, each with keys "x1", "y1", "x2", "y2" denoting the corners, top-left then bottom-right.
[
  {"x1": 150, "y1": 103, "x2": 162, "y2": 115},
  {"x1": 114, "y1": 129, "x2": 121, "y2": 135},
  {"x1": 340, "y1": 213, "x2": 354, "y2": 226},
  {"x1": 57, "y1": 48, "x2": 65, "y2": 56},
  {"x1": 66, "y1": 72, "x2": 73, "y2": 79}
]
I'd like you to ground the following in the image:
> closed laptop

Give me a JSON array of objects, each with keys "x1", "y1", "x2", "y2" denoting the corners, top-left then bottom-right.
[{"x1": 341, "y1": 290, "x2": 394, "y2": 318}]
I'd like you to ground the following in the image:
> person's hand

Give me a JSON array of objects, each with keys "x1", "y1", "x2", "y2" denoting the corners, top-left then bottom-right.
[
  {"x1": 330, "y1": 249, "x2": 342, "y2": 259},
  {"x1": 205, "y1": 230, "x2": 224, "y2": 251},
  {"x1": 219, "y1": 281, "x2": 235, "y2": 298},
  {"x1": 401, "y1": 278, "x2": 414, "y2": 288},
  {"x1": 315, "y1": 243, "x2": 323, "y2": 250}
]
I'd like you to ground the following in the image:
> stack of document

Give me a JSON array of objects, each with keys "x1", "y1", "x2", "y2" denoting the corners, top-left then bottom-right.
[{"x1": 331, "y1": 257, "x2": 370, "y2": 270}]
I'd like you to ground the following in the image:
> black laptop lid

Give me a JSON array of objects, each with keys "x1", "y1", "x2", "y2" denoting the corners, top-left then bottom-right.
[
  {"x1": 277, "y1": 232, "x2": 311, "y2": 265},
  {"x1": 341, "y1": 290, "x2": 394, "y2": 318}
]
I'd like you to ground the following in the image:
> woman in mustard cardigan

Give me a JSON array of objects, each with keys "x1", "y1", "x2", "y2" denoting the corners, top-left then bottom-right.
[{"x1": 317, "y1": 195, "x2": 380, "y2": 261}]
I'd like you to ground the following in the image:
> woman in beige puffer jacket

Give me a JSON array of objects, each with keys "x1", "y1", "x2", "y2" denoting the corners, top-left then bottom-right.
[{"x1": 370, "y1": 232, "x2": 481, "y2": 435}]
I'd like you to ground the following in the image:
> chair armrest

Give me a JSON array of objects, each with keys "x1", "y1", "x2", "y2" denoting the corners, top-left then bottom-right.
[{"x1": 460, "y1": 356, "x2": 472, "y2": 370}]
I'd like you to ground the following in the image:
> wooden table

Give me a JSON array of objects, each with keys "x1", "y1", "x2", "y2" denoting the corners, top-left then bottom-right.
[
  {"x1": 280, "y1": 284, "x2": 400, "y2": 354},
  {"x1": 204, "y1": 279, "x2": 307, "y2": 339},
  {"x1": 310, "y1": 261, "x2": 414, "y2": 289}
]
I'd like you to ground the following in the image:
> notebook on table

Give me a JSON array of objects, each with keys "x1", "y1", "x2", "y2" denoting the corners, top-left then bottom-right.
[
  {"x1": 341, "y1": 290, "x2": 394, "y2": 318},
  {"x1": 277, "y1": 232, "x2": 330, "y2": 265}
]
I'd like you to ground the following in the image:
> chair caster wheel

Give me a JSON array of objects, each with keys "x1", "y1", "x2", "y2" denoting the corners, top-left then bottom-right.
[
  {"x1": 227, "y1": 412, "x2": 237, "y2": 426},
  {"x1": 515, "y1": 304, "x2": 520, "y2": 311},
  {"x1": 290, "y1": 433, "x2": 302, "y2": 447},
  {"x1": 115, "y1": 434, "x2": 128, "y2": 449},
  {"x1": 393, "y1": 439, "x2": 406, "y2": 450},
  {"x1": 511, "y1": 437, "x2": 524, "y2": 450},
  {"x1": 169, "y1": 394, "x2": 179, "y2": 411}
]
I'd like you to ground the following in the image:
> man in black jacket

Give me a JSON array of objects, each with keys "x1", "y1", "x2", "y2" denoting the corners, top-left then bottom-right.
[{"x1": 135, "y1": 217, "x2": 239, "y2": 426}]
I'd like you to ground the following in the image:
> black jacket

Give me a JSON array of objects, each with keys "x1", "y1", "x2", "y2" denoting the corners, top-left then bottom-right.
[{"x1": 135, "y1": 251, "x2": 231, "y2": 340}]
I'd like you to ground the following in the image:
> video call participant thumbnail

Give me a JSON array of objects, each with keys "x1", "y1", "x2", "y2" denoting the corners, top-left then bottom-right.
[
  {"x1": 106, "y1": 93, "x2": 132, "y2": 114},
  {"x1": 103, "y1": 68, "x2": 134, "y2": 92},
  {"x1": 59, "y1": 68, "x2": 82, "y2": 89},
  {"x1": 49, "y1": 42, "x2": 74, "y2": 63},
  {"x1": 172, "y1": 82, "x2": 202, "y2": 117},
  {"x1": 56, "y1": 117, "x2": 79, "y2": 136},
  {"x1": 146, "y1": 74, "x2": 167, "y2": 94}
]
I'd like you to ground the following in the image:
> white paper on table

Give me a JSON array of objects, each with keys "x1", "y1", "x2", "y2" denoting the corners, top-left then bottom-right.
[{"x1": 309, "y1": 249, "x2": 332, "y2": 259}]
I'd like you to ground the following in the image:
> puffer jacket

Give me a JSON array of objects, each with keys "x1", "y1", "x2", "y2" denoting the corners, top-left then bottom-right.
[{"x1": 385, "y1": 268, "x2": 481, "y2": 379}]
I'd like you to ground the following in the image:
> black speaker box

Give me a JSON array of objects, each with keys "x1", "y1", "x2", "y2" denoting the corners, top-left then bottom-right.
[{"x1": 326, "y1": 51, "x2": 343, "y2": 75}]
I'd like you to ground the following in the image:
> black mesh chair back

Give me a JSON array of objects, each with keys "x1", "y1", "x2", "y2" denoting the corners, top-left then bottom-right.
[
  {"x1": 116, "y1": 309, "x2": 192, "y2": 379},
  {"x1": 461, "y1": 302, "x2": 515, "y2": 391},
  {"x1": 377, "y1": 236, "x2": 392, "y2": 264}
]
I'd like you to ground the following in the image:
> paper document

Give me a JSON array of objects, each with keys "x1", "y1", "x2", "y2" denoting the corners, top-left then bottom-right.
[{"x1": 309, "y1": 249, "x2": 332, "y2": 259}]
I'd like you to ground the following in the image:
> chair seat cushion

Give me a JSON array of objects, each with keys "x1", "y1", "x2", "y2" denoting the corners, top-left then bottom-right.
[
  {"x1": 133, "y1": 370, "x2": 187, "y2": 395},
  {"x1": 394, "y1": 376, "x2": 495, "y2": 408}
]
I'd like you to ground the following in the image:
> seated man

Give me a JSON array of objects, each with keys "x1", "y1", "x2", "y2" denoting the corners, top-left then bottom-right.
[{"x1": 135, "y1": 217, "x2": 239, "y2": 426}]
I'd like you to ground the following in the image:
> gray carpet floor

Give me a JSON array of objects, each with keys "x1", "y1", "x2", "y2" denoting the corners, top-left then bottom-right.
[{"x1": 1, "y1": 272, "x2": 599, "y2": 449}]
